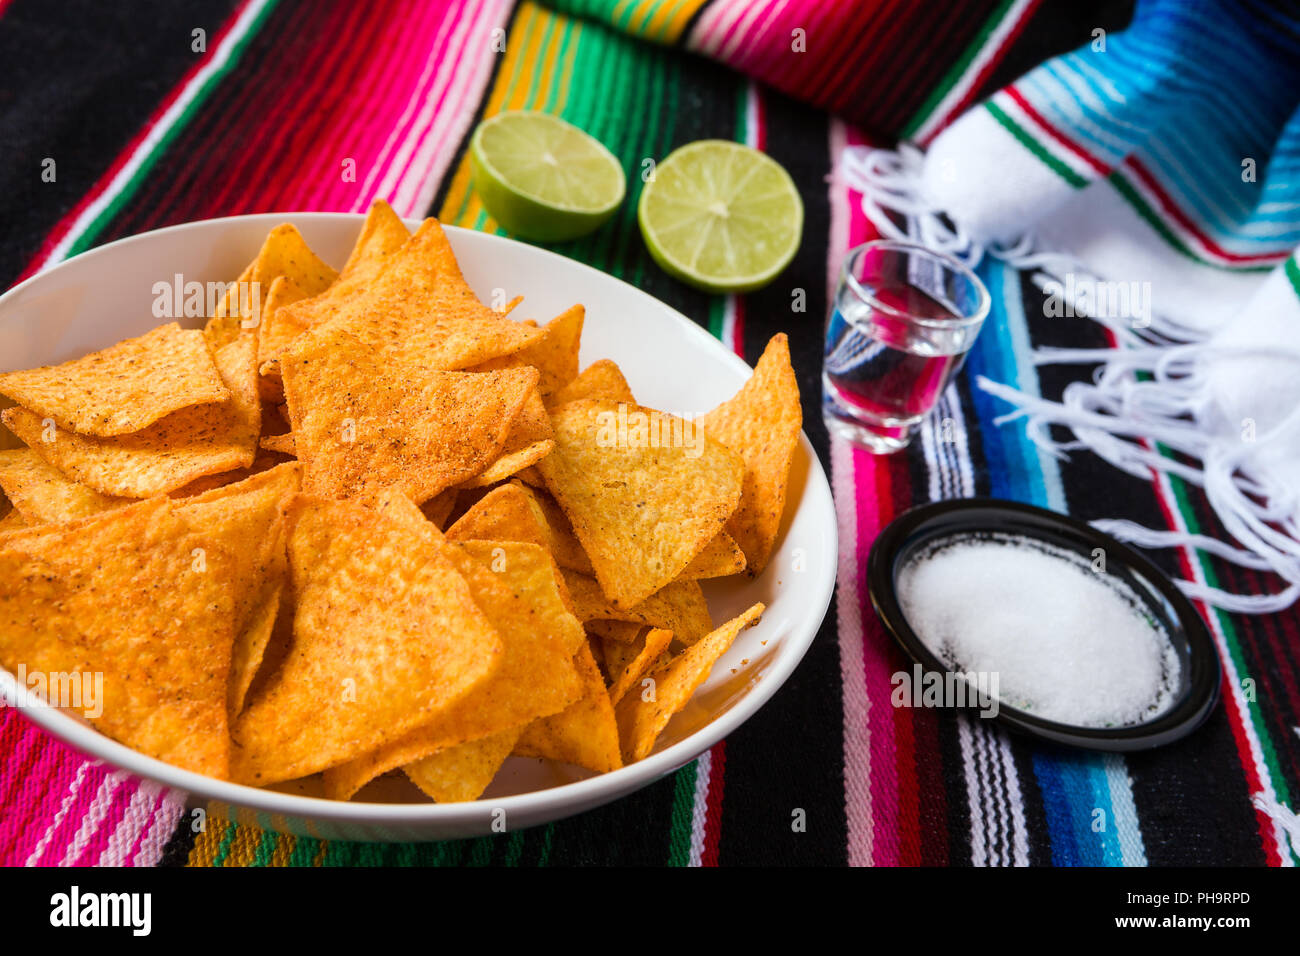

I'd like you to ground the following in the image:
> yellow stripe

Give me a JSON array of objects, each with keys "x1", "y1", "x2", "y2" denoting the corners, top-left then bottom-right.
[
  {"x1": 658, "y1": 0, "x2": 710, "y2": 43},
  {"x1": 221, "y1": 825, "x2": 266, "y2": 867},
  {"x1": 185, "y1": 809, "x2": 229, "y2": 867},
  {"x1": 269, "y1": 833, "x2": 297, "y2": 866},
  {"x1": 439, "y1": 2, "x2": 577, "y2": 230}
]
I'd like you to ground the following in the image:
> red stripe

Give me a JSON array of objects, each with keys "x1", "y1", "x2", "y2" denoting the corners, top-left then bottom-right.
[
  {"x1": 201, "y1": 0, "x2": 379, "y2": 215},
  {"x1": 919, "y1": 0, "x2": 1043, "y2": 145},
  {"x1": 16, "y1": 0, "x2": 261, "y2": 281},
  {"x1": 1004, "y1": 85, "x2": 1110, "y2": 176},
  {"x1": 1100, "y1": 328, "x2": 1283, "y2": 865},
  {"x1": 701, "y1": 741, "x2": 726, "y2": 866},
  {"x1": 1122, "y1": 157, "x2": 1284, "y2": 265}
]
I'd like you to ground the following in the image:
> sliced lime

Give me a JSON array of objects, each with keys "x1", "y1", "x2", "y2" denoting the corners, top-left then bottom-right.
[
  {"x1": 637, "y1": 140, "x2": 803, "y2": 294},
  {"x1": 470, "y1": 111, "x2": 626, "y2": 242}
]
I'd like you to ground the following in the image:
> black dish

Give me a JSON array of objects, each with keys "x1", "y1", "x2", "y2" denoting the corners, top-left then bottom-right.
[{"x1": 867, "y1": 498, "x2": 1221, "y2": 751}]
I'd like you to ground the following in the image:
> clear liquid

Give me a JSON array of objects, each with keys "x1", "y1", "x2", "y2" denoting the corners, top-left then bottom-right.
[{"x1": 823, "y1": 282, "x2": 970, "y2": 442}]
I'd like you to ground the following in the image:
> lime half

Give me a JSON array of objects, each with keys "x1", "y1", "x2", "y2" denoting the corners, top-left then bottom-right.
[
  {"x1": 638, "y1": 140, "x2": 803, "y2": 293},
  {"x1": 470, "y1": 111, "x2": 626, "y2": 242}
]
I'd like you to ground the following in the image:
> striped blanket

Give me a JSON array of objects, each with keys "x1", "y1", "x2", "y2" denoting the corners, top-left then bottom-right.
[{"x1": 0, "y1": 0, "x2": 1296, "y2": 866}]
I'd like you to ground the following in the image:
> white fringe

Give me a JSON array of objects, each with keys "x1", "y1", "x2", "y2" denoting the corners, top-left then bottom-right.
[{"x1": 843, "y1": 144, "x2": 1300, "y2": 613}]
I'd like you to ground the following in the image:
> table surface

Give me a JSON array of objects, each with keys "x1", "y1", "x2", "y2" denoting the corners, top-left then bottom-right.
[{"x1": 0, "y1": 0, "x2": 1295, "y2": 867}]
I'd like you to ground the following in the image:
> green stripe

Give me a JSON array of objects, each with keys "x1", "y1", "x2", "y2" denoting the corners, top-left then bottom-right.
[
  {"x1": 665, "y1": 759, "x2": 698, "y2": 866},
  {"x1": 1160, "y1": 462, "x2": 1297, "y2": 864},
  {"x1": 901, "y1": 0, "x2": 1017, "y2": 140},
  {"x1": 63, "y1": 0, "x2": 282, "y2": 260},
  {"x1": 210, "y1": 818, "x2": 240, "y2": 867},
  {"x1": 985, "y1": 101, "x2": 1088, "y2": 189},
  {"x1": 248, "y1": 829, "x2": 280, "y2": 866},
  {"x1": 1285, "y1": 255, "x2": 1300, "y2": 298}
]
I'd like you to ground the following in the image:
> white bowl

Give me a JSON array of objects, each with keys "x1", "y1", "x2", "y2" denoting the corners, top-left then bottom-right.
[{"x1": 0, "y1": 213, "x2": 837, "y2": 841}]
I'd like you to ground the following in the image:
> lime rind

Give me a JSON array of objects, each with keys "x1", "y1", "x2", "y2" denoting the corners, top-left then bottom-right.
[{"x1": 470, "y1": 112, "x2": 627, "y2": 241}]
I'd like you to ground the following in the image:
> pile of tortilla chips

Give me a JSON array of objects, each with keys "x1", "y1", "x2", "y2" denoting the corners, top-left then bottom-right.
[{"x1": 0, "y1": 199, "x2": 802, "y2": 803}]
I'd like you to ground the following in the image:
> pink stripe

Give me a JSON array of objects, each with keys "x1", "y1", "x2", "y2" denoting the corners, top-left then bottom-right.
[
  {"x1": 71, "y1": 776, "x2": 137, "y2": 866},
  {"x1": 132, "y1": 791, "x2": 187, "y2": 867},
  {"x1": 17, "y1": 754, "x2": 90, "y2": 867},
  {"x1": 0, "y1": 731, "x2": 61, "y2": 863},
  {"x1": 303, "y1": 0, "x2": 461, "y2": 213},
  {"x1": 294, "y1": 0, "x2": 449, "y2": 212},
  {"x1": 35, "y1": 763, "x2": 113, "y2": 867},
  {"x1": 388, "y1": 0, "x2": 503, "y2": 214},
  {"x1": 352, "y1": 0, "x2": 468, "y2": 209}
]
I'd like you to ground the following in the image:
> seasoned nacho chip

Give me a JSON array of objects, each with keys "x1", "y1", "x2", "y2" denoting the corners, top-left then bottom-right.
[
  {"x1": 403, "y1": 728, "x2": 521, "y2": 803},
  {"x1": 540, "y1": 399, "x2": 743, "y2": 608},
  {"x1": 700, "y1": 333, "x2": 802, "y2": 575},
  {"x1": 1, "y1": 336, "x2": 261, "y2": 498},
  {"x1": 171, "y1": 462, "x2": 300, "y2": 719},
  {"x1": 280, "y1": 324, "x2": 538, "y2": 502},
  {"x1": 615, "y1": 603, "x2": 764, "y2": 762},
  {"x1": 679, "y1": 530, "x2": 746, "y2": 580},
  {"x1": 550, "y1": 359, "x2": 636, "y2": 407},
  {"x1": 0, "y1": 510, "x2": 27, "y2": 534},
  {"x1": 0, "y1": 491, "x2": 289, "y2": 777},
  {"x1": 420, "y1": 488, "x2": 459, "y2": 529},
  {"x1": 232, "y1": 494, "x2": 503, "y2": 785},
  {"x1": 562, "y1": 571, "x2": 713, "y2": 645},
  {"x1": 277, "y1": 218, "x2": 542, "y2": 370},
  {"x1": 512, "y1": 481, "x2": 594, "y2": 574},
  {"x1": 607, "y1": 627, "x2": 674, "y2": 704},
  {"x1": 205, "y1": 224, "x2": 338, "y2": 351},
  {"x1": 514, "y1": 640, "x2": 622, "y2": 774},
  {"x1": 587, "y1": 619, "x2": 645, "y2": 645},
  {"x1": 341, "y1": 198, "x2": 411, "y2": 280},
  {"x1": 0, "y1": 322, "x2": 229, "y2": 437},
  {"x1": 472, "y1": 304, "x2": 584, "y2": 401},
  {"x1": 321, "y1": 530, "x2": 584, "y2": 800},
  {"x1": 0, "y1": 449, "x2": 127, "y2": 523},
  {"x1": 254, "y1": 275, "x2": 311, "y2": 398},
  {"x1": 446, "y1": 483, "x2": 549, "y2": 546}
]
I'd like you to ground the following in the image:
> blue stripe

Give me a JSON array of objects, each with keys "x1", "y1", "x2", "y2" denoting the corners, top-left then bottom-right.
[{"x1": 968, "y1": 260, "x2": 1148, "y2": 866}]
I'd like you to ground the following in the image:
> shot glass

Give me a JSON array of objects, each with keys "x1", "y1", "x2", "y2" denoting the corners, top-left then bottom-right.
[{"x1": 822, "y1": 240, "x2": 990, "y2": 453}]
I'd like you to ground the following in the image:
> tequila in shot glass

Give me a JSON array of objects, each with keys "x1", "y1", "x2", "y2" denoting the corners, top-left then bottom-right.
[{"x1": 822, "y1": 240, "x2": 990, "y2": 453}]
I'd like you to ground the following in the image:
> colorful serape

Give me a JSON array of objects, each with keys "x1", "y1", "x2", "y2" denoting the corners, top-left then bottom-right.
[{"x1": 0, "y1": 0, "x2": 1296, "y2": 866}]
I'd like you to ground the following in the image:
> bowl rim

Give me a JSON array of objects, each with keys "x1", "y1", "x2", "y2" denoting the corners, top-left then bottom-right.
[
  {"x1": 0, "y1": 211, "x2": 838, "y2": 824},
  {"x1": 866, "y1": 497, "x2": 1221, "y2": 751}
]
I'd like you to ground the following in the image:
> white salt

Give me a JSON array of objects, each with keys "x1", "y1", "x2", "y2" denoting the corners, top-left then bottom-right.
[{"x1": 896, "y1": 534, "x2": 1180, "y2": 728}]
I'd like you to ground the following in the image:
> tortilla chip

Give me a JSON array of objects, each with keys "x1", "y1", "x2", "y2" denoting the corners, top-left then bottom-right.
[
  {"x1": 562, "y1": 571, "x2": 713, "y2": 645},
  {"x1": 700, "y1": 334, "x2": 802, "y2": 575},
  {"x1": 0, "y1": 449, "x2": 128, "y2": 523},
  {"x1": 511, "y1": 482, "x2": 594, "y2": 574},
  {"x1": 0, "y1": 491, "x2": 289, "y2": 777},
  {"x1": 0, "y1": 511, "x2": 27, "y2": 534},
  {"x1": 615, "y1": 603, "x2": 764, "y2": 762},
  {"x1": 0, "y1": 322, "x2": 229, "y2": 437},
  {"x1": 404, "y1": 728, "x2": 520, "y2": 803},
  {"x1": 446, "y1": 483, "x2": 549, "y2": 546},
  {"x1": 540, "y1": 399, "x2": 743, "y2": 608},
  {"x1": 460, "y1": 389, "x2": 555, "y2": 487},
  {"x1": 471, "y1": 304, "x2": 584, "y2": 401},
  {"x1": 276, "y1": 218, "x2": 542, "y2": 371},
  {"x1": 341, "y1": 199, "x2": 411, "y2": 280},
  {"x1": 254, "y1": 275, "x2": 311, "y2": 400},
  {"x1": 420, "y1": 488, "x2": 459, "y2": 529},
  {"x1": 320, "y1": 533, "x2": 585, "y2": 800},
  {"x1": 281, "y1": 326, "x2": 538, "y2": 502},
  {"x1": 231, "y1": 494, "x2": 503, "y2": 785},
  {"x1": 259, "y1": 431, "x2": 295, "y2": 456},
  {"x1": 205, "y1": 224, "x2": 338, "y2": 351},
  {"x1": 587, "y1": 619, "x2": 644, "y2": 645},
  {"x1": 1, "y1": 336, "x2": 261, "y2": 498},
  {"x1": 679, "y1": 530, "x2": 746, "y2": 580},
  {"x1": 168, "y1": 448, "x2": 291, "y2": 499},
  {"x1": 607, "y1": 628, "x2": 674, "y2": 704},
  {"x1": 550, "y1": 359, "x2": 636, "y2": 407},
  {"x1": 514, "y1": 641, "x2": 622, "y2": 774},
  {"x1": 171, "y1": 463, "x2": 301, "y2": 719}
]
